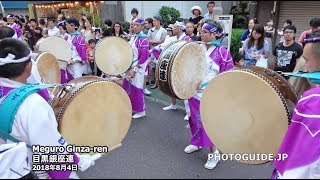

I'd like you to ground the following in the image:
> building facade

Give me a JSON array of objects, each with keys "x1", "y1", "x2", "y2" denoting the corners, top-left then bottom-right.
[
  {"x1": 2, "y1": 1, "x2": 29, "y2": 16},
  {"x1": 250, "y1": 1, "x2": 320, "y2": 47}
]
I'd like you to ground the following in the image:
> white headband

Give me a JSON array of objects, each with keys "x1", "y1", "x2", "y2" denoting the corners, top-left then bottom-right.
[
  {"x1": 175, "y1": 21, "x2": 186, "y2": 31},
  {"x1": 0, "y1": 50, "x2": 32, "y2": 66}
]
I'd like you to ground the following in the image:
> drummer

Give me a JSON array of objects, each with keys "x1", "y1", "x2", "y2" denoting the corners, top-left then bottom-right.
[
  {"x1": 65, "y1": 18, "x2": 87, "y2": 79},
  {"x1": 0, "y1": 26, "x2": 52, "y2": 101},
  {"x1": 184, "y1": 20, "x2": 234, "y2": 170},
  {"x1": 0, "y1": 38, "x2": 100, "y2": 179},
  {"x1": 271, "y1": 30, "x2": 320, "y2": 179}
]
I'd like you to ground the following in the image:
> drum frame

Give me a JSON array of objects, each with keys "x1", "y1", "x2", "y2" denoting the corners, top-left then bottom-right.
[{"x1": 156, "y1": 40, "x2": 192, "y2": 99}]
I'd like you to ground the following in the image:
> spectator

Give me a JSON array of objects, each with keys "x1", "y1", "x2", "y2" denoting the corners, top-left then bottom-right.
[
  {"x1": 86, "y1": 39, "x2": 96, "y2": 75},
  {"x1": 216, "y1": 21, "x2": 229, "y2": 49},
  {"x1": 298, "y1": 18, "x2": 320, "y2": 44},
  {"x1": 47, "y1": 18, "x2": 60, "y2": 37},
  {"x1": 102, "y1": 18, "x2": 113, "y2": 37},
  {"x1": 264, "y1": 19, "x2": 275, "y2": 54},
  {"x1": 278, "y1": 19, "x2": 292, "y2": 43},
  {"x1": 112, "y1": 22, "x2": 125, "y2": 38},
  {"x1": 38, "y1": 18, "x2": 47, "y2": 30},
  {"x1": 129, "y1": 8, "x2": 139, "y2": 34},
  {"x1": 273, "y1": 25, "x2": 303, "y2": 79},
  {"x1": 240, "y1": 18, "x2": 258, "y2": 42},
  {"x1": 143, "y1": 18, "x2": 153, "y2": 35},
  {"x1": 28, "y1": 19, "x2": 43, "y2": 51},
  {"x1": 189, "y1": 6, "x2": 204, "y2": 35},
  {"x1": 80, "y1": 16, "x2": 94, "y2": 44},
  {"x1": 239, "y1": 24, "x2": 269, "y2": 67},
  {"x1": 203, "y1": 1, "x2": 215, "y2": 21},
  {"x1": 186, "y1": 21, "x2": 200, "y2": 41}
]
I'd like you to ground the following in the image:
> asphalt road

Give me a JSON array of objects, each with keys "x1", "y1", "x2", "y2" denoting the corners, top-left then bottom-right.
[{"x1": 78, "y1": 98, "x2": 273, "y2": 179}]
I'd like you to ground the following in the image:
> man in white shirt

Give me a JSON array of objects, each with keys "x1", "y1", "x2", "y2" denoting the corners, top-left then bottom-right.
[
  {"x1": 147, "y1": 15, "x2": 167, "y2": 89},
  {"x1": 47, "y1": 19, "x2": 60, "y2": 37},
  {"x1": 203, "y1": 1, "x2": 215, "y2": 21}
]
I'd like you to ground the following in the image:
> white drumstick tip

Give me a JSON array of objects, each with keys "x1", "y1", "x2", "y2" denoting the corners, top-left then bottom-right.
[{"x1": 91, "y1": 153, "x2": 102, "y2": 161}]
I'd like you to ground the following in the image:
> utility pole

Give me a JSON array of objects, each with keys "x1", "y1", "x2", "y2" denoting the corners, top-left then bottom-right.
[{"x1": 0, "y1": 1, "x2": 5, "y2": 15}]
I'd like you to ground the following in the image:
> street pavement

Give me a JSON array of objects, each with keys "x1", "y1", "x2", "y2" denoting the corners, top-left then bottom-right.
[{"x1": 78, "y1": 88, "x2": 274, "y2": 179}]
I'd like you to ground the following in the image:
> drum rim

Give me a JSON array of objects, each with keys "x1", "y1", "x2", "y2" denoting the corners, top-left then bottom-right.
[
  {"x1": 38, "y1": 36, "x2": 71, "y2": 62},
  {"x1": 35, "y1": 52, "x2": 61, "y2": 84},
  {"x1": 170, "y1": 41, "x2": 206, "y2": 99},
  {"x1": 54, "y1": 79, "x2": 116, "y2": 126},
  {"x1": 94, "y1": 36, "x2": 134, "y2": 75},
  {"x1": 201, "y1": 68, "x2": 294, "y2": 164},
  {"x1": 157, "y1": 40, "x2": 189, "y2": 99}
]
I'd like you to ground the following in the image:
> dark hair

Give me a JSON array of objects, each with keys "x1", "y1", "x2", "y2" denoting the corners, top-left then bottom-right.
[
  {"x1": 29, "y1": 18, "x2": 37, "y2": 23},
  {"x1": 19, "y1": 17, "x2": 25, "y2": 23},
  {"x1": 112, "y1": 22, "x2": 124, "y2": 36},
  {"x1": 2, "y1": 17, "x2": 7, "y2": 22},
  {"x1": 14, "y1": 15, "x2": 19, "y2": 19},
  {"x1": 284, "y1": 19, "x2": 292, "y2": 26},
  {"x1": 207, "y1": 1, "x2": 215, "y2": 7},
  {"x1": 88, "y1": 39, "x2": 95, "y2": 44},
  {"x1": 58, "y1": 24, "x2": 67, "y2": 31},
  {"x1": 104, "y1": 19, "x2": 112, "y2": 27},
  {"x1": 248, "y1": 24, "x2": 265, "y2": 50},
  {"x1": 250, "y1": 18, "x2": 259, "y2": 24},
  {"x1": 0, "y1": 38, "x2": 31, "y2": 78},
  {"x1": 131, "y1": 8, "x2": 139, "y2": 15},
  {"x1": 283, "y1": 25, "x2": 297, "y2": 33},
  {"x1": 311, "y1": 18, "x2": 320, "y2": 28},
  {"x1": 233, "y1": 52, "x2": 244, "y2": 65},
  {"x1": 0, "y1": 26, "x2": 15, "y2": 39},
  {"x1": 25, "y1": 15, "x2": 29, "y2": 18},
  {"x1": 145, "y1": 18, "x2": 153, "y2": 24},
  {"x1": 66, "y1": 18, "x2": 80, "y2": 28},
  {"x1": 48, "y1": 18, "x2": 56, "y2": 23}
]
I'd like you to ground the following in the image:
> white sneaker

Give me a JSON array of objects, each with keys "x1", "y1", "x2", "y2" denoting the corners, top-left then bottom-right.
[
  {"x1": 132, "y1": 111, "x2": 146, "y2": 119},
  {"x1": 144, "y1": 88, "x2": 151, "y2": 95},
  {"x1": 163, "y1": 104, "x2": 178, "y2": 111},
  {"x1": 184, "y1": 144, "x2": 202, "y2": 154},
  {"x1": 204, "y1": 149, "x2": 220, "y2": 170},
  {"x1": 185, "y1": 123, "x2": 190, "y2": 128},
  {"x1": 184, "y1": 114, "x2": 189, "y2": 121}
]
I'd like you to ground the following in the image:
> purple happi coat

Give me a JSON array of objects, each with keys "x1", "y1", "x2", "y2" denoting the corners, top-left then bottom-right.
[
  {"x1": 272, "y1": 86, "x2": 320, "y2": 179},
  {"x1": 72, "y1": 34, "x2": 87, "y2": 62},
  {"x1": 11, "y1": 23, "x2": 23, "y2": 39},
  {"x1": 123, "y1": 35, "x2": 149, "y2": 113},
  {"x1": 188, "y1": 45, "x2": 234, "y2": 147}
]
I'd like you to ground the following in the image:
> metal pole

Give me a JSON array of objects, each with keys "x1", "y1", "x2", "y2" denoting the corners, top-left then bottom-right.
[{"x1": 0, "y1": 1, "x2": 5, "y2": 15}]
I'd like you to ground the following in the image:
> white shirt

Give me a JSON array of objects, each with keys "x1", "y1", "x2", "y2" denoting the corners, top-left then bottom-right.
[
  {"x1": 48, "y1": 26, "x2": 60, "y2": 37},
  {"x1": 0, "y1": 78, "x2": 71, "y2": 178}
]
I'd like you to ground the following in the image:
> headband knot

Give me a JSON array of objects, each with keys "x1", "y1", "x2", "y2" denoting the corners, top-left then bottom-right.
[
  {"x1": 0, "y1": 50, "x2": 32, "y2": 66},
  {"x1": 202, "y1": 23, "x2": 220, "y2": 34}
]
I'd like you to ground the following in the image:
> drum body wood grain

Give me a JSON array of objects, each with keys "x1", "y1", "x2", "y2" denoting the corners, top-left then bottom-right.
[
  {"x1": 156, "y1": 41, "x2": 207, "y2": 99},
  {"x1": 200, "y1": 66, "x2": 298, "y2": 164}
]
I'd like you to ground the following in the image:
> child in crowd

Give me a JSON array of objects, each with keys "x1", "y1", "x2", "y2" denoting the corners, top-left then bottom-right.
[
  {"x1": 233, "y1": 52, "x2": 245, "y2": 67},
  {"x1": 86, "y1": 39, "x2": 96, "y2": 75}
]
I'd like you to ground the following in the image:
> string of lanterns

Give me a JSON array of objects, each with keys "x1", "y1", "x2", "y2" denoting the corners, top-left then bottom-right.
[{"x1": 34, "y1": 1, "x2": 103, "y2": 9}]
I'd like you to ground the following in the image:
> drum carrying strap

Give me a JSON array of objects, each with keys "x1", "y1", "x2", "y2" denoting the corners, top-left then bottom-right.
[{"x1": 0, "y1": 84, "x2": 54, "y2": 148}]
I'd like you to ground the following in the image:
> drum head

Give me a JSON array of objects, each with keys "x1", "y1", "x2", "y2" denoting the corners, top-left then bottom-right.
[
  {"x1": 59, "y1": 81, "x2": 132, "y2": 154},
  {"x1": 38, "y1": 36, "x2": 71, "y2": 63},
  {"x1": 35, "y1": 52, "x2": 61, "y2": 84},
  {"x1": 200, "y1": 70, "x2": 289, "y2": 164},
  {"x1": 171, "y1": 42, "x2": 207, "y2": 99},
  {"x1": 94, "y1": 37, "x2": 133, "y2": 75}
]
